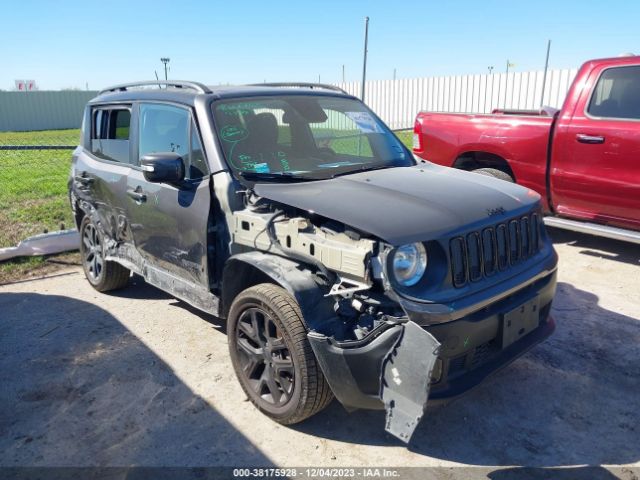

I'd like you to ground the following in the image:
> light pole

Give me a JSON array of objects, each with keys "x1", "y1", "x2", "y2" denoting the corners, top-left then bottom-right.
[
  {"x1": 540, "y1": 40, "x2": 552, "y2": 108},
  {"x1": 361, "y1": 16, "x2": 369, "y2": 101},
  {"x1": 160, "y1": 57, "x2": 170, "y2": 81},
  {"x1": 504, "y1": 59, "x2": 514, "y2": 109}
]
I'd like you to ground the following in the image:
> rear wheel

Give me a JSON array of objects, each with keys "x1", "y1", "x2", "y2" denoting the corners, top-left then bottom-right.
[
  {"x1": 80, "y1": 216, "x2": 130, "y2": 292},
  {"x1": 228, "y1": 283, "x2": 333, "y2": 424},
  {"x1": 473, "y1": 167, "x2": 514, "y2": 183}
]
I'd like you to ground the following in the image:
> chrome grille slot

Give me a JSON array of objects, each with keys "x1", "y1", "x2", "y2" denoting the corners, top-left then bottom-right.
[
  {"x1": 531, "y1": 213, "x2": 539, "y2": 253},
  {"x1": 467, "y1": 232, "x2": 482, "y2": 282},
  {"x1": 520, "y1": 216, "x2": 530, "y2": 258},
  {"x1": 496, "y1": 224, "x2": 509, "y2": 270},
  {"x1": 450, "y1": 237, "x2": 467, "y2": 287},
  {"x1": 508, "y1": 220, "x2": 520, "y2": 264},
  {"x1": 482, "y1": 228, "x2": 496, "y2": 276}
]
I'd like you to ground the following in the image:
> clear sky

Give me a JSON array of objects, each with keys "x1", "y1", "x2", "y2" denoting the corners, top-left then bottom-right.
[{"x1": 2, "y1": 0, "x2": 638, "y2": 90}]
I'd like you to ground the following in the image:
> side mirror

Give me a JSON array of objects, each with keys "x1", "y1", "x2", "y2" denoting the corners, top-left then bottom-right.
[{"x1": 140, "y1": 152, "x2": 185, "y2": 183}]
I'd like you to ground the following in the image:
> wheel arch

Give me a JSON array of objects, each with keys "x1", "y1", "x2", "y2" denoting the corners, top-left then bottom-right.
[
  {"x1": 220, "y1": 251, "x2": 334, "y2": 329},
  {"x1": 453, "y1": 151, "x2": 516, "y2": 181}
]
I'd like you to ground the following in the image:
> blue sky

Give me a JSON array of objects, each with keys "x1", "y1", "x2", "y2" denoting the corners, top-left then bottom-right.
[{"x1": 2, "y1": 0, "x2": 638, "y2": 90}]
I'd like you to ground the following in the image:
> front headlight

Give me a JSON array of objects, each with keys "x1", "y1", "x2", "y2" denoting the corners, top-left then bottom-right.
[{"x1": 392, "y1": 243, "x2": 427, "y2": 286}]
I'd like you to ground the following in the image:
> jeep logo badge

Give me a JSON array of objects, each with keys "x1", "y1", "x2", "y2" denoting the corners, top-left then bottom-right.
[{"x1": 487, "y1": 206, "x2": 506, "y2": 217}]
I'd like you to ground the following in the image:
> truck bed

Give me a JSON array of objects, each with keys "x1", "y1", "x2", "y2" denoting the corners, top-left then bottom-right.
[{"x1": 413, "y1": 111, "x2": 555, "y2": 206}]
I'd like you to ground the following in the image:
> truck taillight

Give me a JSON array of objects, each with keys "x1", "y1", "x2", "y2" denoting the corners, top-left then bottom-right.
[
  {"x1": 412, "y1": 133, "x2": 421, "y2": 151},
  {"x1": 412, "y1": 119, "x2": 422, "y2": 151}
]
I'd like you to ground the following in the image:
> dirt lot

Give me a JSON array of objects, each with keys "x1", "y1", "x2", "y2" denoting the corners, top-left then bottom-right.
[{"x1": 0, "y1": 229, "x2": 638, "y2": 476}]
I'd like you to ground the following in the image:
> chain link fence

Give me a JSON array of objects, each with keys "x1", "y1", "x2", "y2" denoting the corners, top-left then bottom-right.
[{"x1": 0, "y1": 130, "x2": 78, "y2": 249}]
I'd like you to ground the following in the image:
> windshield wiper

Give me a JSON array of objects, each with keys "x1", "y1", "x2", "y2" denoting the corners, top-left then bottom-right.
[
  {"x1": 238, "y1": 171, "x2": 318, "y2": 182},
  {"x1": 330, "y1": 164, "x2": 395, "y2": 178}
]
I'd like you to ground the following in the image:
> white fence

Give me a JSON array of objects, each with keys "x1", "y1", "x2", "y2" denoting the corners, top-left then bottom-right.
[{"x1": 335, "y1": 68, "x2": 578, "y2": 130}]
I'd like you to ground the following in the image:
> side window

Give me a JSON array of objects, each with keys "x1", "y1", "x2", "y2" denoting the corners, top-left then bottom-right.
[
  {"x1": 139, "y1": 103, "x2": 209, "y2": 180},
  {"x1": 139, "y1": 103, "x2": 189, "y2": 162},
  {"x1": 113, "y1": 110, "x2": 130, "y2": 139},
  {"x1": 308, "y1": 109, "x2": 374, "y2": 157},
  {"x1": 90, "y1": 107, "x2": 131, "y2": 163},
  {"x1": 189, "y1": 120, "x2": 209, "y2": 179},
  {"x1": 588, "y1": 65, "x2": 640, "y2": 120}
]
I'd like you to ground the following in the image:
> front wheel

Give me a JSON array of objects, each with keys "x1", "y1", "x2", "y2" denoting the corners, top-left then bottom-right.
[
  {"x1": 228, "y1": 283, "x2": 333, "y2": 424},
  {"x1": 80, "y1": 216, "x2": 130, "y2": 292}
]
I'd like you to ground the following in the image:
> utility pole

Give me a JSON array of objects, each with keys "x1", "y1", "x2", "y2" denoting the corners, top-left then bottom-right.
[
  {"x1": 540, "y1": 40, "x2": 552, "y2": 108},
  {"x1": 342, "y1": 64, "x2": 345, "y2": 83},
  {"x1": 393, "y1": 68, "x2": 396, "y2": 81},
  {"x1": 318, "y1": 74, "x2": 321, "y2": 84},
  {"x1": 361, "y1": 16, "x2": 369, "y2": 101},
  {"x1": 160, "y1": 57, "x2": 170, "y2": 81}
]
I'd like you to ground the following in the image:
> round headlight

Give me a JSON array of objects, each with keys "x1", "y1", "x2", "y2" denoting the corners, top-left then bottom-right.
[{"x1": 392, "y1": 243, "x2": 427, "y2": 286}]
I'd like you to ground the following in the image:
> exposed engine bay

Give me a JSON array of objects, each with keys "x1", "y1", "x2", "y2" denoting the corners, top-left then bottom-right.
[{"x1": 230, "y1": 190, "x2": 441, "y2": 442}]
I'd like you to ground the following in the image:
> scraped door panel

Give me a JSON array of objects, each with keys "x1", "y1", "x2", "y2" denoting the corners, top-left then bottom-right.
[
  {"x1": 125, "y1": 102, "x2": 212, "y2": 288},
  {"x1": 125, "y1": 170, "x2": 211, "y2": 286}
]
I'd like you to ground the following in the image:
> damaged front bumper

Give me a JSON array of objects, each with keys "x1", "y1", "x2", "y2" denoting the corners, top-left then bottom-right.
[
  {"x1": 308, "y1": 319, "x2": 441, "y2": 444},
  {"x1": 308, "y1": 268, "x2": 557, "y2": 443}
]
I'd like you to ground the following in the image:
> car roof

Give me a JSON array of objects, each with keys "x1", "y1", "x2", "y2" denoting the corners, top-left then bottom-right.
[{"x1": 88, "y1": 81, "x2": 355, "y2": 106}]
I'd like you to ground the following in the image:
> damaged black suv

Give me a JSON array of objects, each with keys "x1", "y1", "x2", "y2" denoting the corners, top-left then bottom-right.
[{"x1": 69, "y1": 80, "x2": 557, "y2": 442}]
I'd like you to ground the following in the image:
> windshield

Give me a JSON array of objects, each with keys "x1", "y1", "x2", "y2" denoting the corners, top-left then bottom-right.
[{"x1": 212, "y1": 95, "x2": 414, "y2": 181}]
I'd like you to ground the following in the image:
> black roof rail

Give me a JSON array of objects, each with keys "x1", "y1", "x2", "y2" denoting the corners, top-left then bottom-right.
[
  {"x1": 98, "y1": 80, "x2": 211, "y2": 95},
  {"x1": 247, "y1": 82, "x2": 349, "y2": 95}
]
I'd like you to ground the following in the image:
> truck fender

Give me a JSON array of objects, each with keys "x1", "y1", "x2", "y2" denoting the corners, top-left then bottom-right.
[{"x1": 221, "y1": 251, "x2": 335, "y2": 330}]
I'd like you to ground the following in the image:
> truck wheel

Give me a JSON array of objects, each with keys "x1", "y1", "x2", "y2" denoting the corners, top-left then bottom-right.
[
  {"x1": 473, "y1": 167, "x2": 514, "y2": 183},
  {"x1": 228, "y1": 283, "x2": 333, "y2": 424},
  {"x1": 80, "y1": 216, "x2": 130, "y2": 292}
]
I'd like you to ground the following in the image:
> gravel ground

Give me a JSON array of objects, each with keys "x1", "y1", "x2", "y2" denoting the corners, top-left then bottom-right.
[{"x1": 0, "y1": 228, "x2": 638, "y2": 477}]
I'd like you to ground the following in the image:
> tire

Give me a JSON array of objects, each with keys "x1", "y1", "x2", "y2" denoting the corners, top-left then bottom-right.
[
  {"x1": 79, "y1": 216, "x2": 130, "y2": 292},
  {"x1": 473, "y1": 167, "x2": 514, "y2": 183},
  {"x1": 228, "y1": 283, "x2": 333, "y2": 424}
]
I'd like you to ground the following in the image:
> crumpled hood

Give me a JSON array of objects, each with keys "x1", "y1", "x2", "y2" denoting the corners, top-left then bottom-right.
[{"x1": 254, "y1": 163, "x2": 541, "y2": 245}]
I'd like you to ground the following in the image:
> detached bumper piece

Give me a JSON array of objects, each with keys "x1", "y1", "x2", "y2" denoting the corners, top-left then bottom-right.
[
  {"x1": 308, "y1": 321, "x2": 441, "y2": 443},
  {"x1": 380, "y1": 321, "x2": 440, "y2": 442}
]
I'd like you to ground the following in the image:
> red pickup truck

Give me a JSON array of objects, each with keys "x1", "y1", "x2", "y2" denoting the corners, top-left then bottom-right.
[{"x1": 413, "y1": 56, "x2": 640, "y2": 244}]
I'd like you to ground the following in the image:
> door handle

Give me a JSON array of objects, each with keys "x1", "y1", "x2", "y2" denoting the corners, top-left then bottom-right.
[
  {"x1": 127, "y1": 188, "x2": 147, "y2": 203},
  {"x1": 576, "y1": 134, "x2": 605, "y2": 144}
]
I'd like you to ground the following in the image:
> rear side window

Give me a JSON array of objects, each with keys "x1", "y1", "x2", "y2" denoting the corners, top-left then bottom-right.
[
  {"x1": 139, "y1": 103, "x2": 209, "y2": 179},
  {"x1": 588, "y1": 65, "x2": 640, "y2": 120},
  {"x1": 90, "y1": 107, "x2": 131, "y2": 163}
]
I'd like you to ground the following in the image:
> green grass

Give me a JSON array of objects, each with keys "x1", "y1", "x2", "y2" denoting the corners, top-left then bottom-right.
[
  {"x1": 0, "y1": 128, "x2": 80, "y2": 146},
  {"x1": 0, "y1": 129, "x2": 77, "y2": 251},
  {"x1": 395, "y1": 129, "x2": 412, "y2": 149},
  {"x1": 0, "y1": 129, "x2": 79, "y2": 282}
]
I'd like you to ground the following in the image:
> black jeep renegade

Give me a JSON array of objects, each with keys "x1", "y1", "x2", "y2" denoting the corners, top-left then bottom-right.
[{"x1": 69, "y1": 80, "x2": 557, "y2": 442}]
